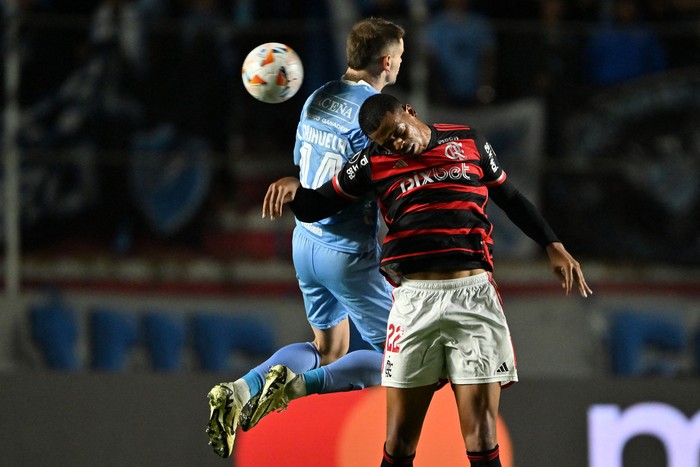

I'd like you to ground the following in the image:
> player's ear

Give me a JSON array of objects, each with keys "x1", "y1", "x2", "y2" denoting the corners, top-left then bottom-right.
[
  {"x1": 382, "y1": 54, "x2": 391, "y2": 72},
  {"x1": 404, "y1": 104, "x2": 417, "y2": 117}
]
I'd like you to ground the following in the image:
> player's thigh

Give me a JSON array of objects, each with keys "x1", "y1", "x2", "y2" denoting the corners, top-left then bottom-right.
[
  {"x1": 293, "y1": 232, "x2": 348, "y2": 331},
  {"x1": 327, "y1": 246, "x2": 393, "y2": 345}
]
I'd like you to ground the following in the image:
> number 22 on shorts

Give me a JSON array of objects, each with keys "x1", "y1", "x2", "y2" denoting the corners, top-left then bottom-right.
[{"x1": 385, "y1": 323, "x2": 404, "y2": 353}]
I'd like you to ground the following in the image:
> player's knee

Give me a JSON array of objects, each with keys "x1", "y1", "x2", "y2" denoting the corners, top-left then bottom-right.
[
  {"x1": 312, "y1": 339, "x2": 349, "y2": 365},
  {"x1": 385, "y1": 434, "x2": 418, "y2": 458},
  {"x1": 463, "y1": 417, "x2": 498, "y2": 452},
  {"x1": 317, "y1": 346, "x2": 348, "y2": 365}
]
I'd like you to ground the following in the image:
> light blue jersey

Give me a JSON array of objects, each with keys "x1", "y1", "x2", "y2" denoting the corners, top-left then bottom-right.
[
  {"x1": 291, "y1": 78, "x2": 392, "y2": 345},
  {"x1": 293, "y1": 79, "x2": 380, "y2": 254}
]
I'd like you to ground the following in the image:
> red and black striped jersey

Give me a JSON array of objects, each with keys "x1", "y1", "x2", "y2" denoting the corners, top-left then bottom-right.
[{"x1": 330, "y1": 124, "x2": 506, "y2": 282}]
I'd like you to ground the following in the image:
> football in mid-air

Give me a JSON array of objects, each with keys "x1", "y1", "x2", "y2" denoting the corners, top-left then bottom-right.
[{"x1": 241, "y1": 42, "x2": 304, "y2": 103}]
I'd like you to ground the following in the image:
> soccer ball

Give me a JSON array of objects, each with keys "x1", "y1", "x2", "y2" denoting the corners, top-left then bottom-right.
[{"x1": 241, "y1": 42, "x2": 304, "y2": 104}]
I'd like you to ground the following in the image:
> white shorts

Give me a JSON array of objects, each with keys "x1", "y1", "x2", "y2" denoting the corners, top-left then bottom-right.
[{"x1": 381, "y1": 272, "x2": 518, "y2": 388}]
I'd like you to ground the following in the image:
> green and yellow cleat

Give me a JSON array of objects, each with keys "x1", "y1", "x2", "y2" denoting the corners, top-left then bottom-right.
[
  {"x1": 239, "y1": 364, "x2": 295, "y2": 431},
  {"x1": 206, "y1": 383, "x2": 241, "y2": 458}
]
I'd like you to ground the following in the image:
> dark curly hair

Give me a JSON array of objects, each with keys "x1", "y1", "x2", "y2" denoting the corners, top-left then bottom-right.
[{"x1": 359, "y1": 93, "x2": 403, "y2": 136}]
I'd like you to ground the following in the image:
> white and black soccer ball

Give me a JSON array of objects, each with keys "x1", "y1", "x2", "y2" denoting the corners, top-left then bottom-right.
[{"x1": 241, "y1": 42, "x2": 304, "y2": 104}]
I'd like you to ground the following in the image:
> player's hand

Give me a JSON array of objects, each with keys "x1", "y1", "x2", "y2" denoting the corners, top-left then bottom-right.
[
  {"x1": 545, "y1": 242, "x2": 593, "y2": 298},
  {"x1": 262, "y1": 177, "x2": 301, "y2": 220}
]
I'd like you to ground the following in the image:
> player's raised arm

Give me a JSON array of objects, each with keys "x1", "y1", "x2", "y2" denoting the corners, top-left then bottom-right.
[{"x1": 262, "y1": 177, "x2": 301, "y2": 220}]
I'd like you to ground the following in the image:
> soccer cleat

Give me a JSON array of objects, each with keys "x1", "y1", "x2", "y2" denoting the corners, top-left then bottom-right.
[
  {"x1": 239, "y1": 364, "x2": 295, "y2": 431},
  {"x1": 206, "y1": 383, "x2": 242, "y2": 458}
]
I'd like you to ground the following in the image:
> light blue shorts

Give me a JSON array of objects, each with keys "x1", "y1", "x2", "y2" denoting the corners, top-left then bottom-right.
[{"x1": 292, "y1": 228, "x2": 393, "y2": 346}]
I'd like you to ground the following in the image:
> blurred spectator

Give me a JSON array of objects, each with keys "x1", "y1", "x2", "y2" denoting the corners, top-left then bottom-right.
[
  {"x1": 583, "y1": 0, "x2": 667, "y2": 87},
  {"x1": 477, "y1": 0, "x2": 539, "y2": 20},
  {"x1": 645, "y1": 0, "x2": 676, "y2": 22},
  {"x1": 15, "y1": 0, "x2": 151, "y2": 169},
  {"x1": 500, "y1": 0, "x2": 583, "y2": 99},
  {"x1": 69, "y1": 0, "x2": 150, "y2": 151},
  {"x1": 356, "y1": 0, "x2": 410, "y2": 20},
  {"x1": 231, "y1": 0, "x2": 253, "y2": 26},
  {"x1": 90, "y1": 0, "x2": 148, "y2": 76},
  {"x1": 570, "y1": 0, "x2": 599, "y2": 22},
  {"x1": 172, "y1": 0, "x2": 235, "y2": 153},
  {"x1": 646, "y1": 0, "x2": 700, "y2": 69},
  {"x1": 4, "y1": 0, "x2": 81, "y2": 107},
  {"x1": 499, "y1": 0, "x2": 584, "y2": 156},
  {"x1": 423, "y1": 0, "x2": 497, "y2": 106},
  {"x1": 531, "y1": 0, "x2": 584, "y2": 95}
]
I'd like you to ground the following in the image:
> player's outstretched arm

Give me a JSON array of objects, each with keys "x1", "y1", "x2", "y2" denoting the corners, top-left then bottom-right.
[
  {"x1": 545, "y1": 242, "x2": 593, "y2": 298},
  {"x1": 262, "y1": 177, "x2": 301, "y2": 220}
]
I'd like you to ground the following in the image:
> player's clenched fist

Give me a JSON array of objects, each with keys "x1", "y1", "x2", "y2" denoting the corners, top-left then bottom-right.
[{"x1": 262, "y1": 177, "x2": 301, "y2": 220}]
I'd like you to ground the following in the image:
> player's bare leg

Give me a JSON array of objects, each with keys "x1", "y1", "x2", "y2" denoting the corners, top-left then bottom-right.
[
  {"x1": 384, "y1": 385, "x2": 435, "y2": 459},
  {"x1": 453, "y1": 382, "x2": 502, "y2": 466}
]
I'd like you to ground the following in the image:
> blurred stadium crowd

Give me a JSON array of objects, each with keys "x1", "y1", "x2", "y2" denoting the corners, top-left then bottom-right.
[
  {"x1": 1, "y1": 0, "x2": 699, "y2": 375},
  {"x1": 1, "y1": 0, "x2": 699, "y2": 264}
]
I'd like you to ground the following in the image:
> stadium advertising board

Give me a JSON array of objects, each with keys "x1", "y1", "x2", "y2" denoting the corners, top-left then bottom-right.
[
  {"x1": 2, "y1": 374, "x2": 699, "y2": 466},
  {"x1": 236, "y1": 379, "x2": 700, "y2": 466}
]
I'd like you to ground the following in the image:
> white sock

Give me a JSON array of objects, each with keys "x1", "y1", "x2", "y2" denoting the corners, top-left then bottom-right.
[
  {"x1": 285, "y1": 374, "x2": 307, "y2": 401},
  {"x1": 232, "y1": 379, "x2": 251, "y2": 406}
]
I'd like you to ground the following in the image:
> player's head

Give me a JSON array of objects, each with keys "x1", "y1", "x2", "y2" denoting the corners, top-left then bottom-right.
[
  {"x1": 347, "y1": 18, "x2": 405, "y2": 85},
  {"x1": 359, "y1": 93, "x2": 430, "y2": 157}
]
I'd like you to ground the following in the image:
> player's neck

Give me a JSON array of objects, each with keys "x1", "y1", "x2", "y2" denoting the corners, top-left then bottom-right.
[{"x1": 343, "y1": 69, "x2": 384, "y2": 91}]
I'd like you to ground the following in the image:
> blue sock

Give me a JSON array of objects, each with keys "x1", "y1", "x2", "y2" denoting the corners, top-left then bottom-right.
[
  {"x1": 242, "y1": 342, "x2": 321, "y2": 397},
  {"x1": 305, "y1": 349, "x2": 383, "y2": 394}
]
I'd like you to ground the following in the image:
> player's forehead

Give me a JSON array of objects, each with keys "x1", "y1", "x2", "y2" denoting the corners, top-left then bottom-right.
[{"x1": 371, "y1": 109, "x2": 409, "y2": 142}]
